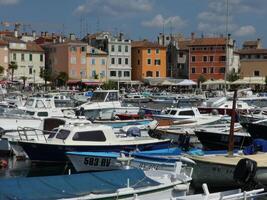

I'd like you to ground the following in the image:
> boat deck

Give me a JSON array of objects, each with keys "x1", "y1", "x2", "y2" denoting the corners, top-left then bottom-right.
[{"x1": 187, "y1": 153, "x2": 267, "y2": 167}]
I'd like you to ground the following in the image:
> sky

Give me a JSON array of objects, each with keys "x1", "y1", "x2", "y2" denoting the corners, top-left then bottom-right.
[{"x1": 0, "y1": 0, "x2": 267, "y2": 48}]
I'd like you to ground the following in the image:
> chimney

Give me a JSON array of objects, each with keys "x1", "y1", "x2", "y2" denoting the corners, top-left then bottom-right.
[
  {"x1": 69, "y1": 33, "x2": 76, "y2": 41},
  {"x1": 191, "y1": 32, "x2": 195, "y2": 40},
  {"x1": 32, "y1": 31, "x2": 36, "y2": 38},
  {"x1": 119, "y1": 32, "x2": 124, "y2": 41},
  {"x1": 52, "y1": 32, "x2": 55, "y2": 38},
  {"x1": 59, "y1": 35, "x2": 62, "y2": 43},
  {"x1": 41, "y1": 32, "x2": 44, "y2": 37},
  {"x1": 45, "y1": 32, "x2": 48, "y2": 36},
  {"x1": 14, "y1": 30, "x2": 18, "y2": 38}
]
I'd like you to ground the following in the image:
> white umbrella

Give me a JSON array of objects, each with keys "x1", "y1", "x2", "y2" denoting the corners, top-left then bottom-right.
[{"x1": 177, "y1": 79, "x2": 197, "y2": 86}]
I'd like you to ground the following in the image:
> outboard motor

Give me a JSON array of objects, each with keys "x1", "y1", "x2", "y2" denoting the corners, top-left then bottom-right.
[{"x1": 233, "y1": 158, "x2": 259, "y2": 190}]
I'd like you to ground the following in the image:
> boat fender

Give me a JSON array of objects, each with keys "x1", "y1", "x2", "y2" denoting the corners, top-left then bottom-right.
[
  {"x1": 233, "y1": 158, "x2": 257, "y2": 185},
  {"x1": 0, "y1": 159, "x2": 8, "y2": 168},
  {"x1": 173, "y1": 184, "x2": 189, "y2": 191},
  {"x1": 211, "y1": 109, "x2": 219, "y2": 115}
]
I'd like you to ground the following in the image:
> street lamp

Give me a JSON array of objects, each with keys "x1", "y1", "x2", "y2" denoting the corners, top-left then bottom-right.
[{"x1": 33, "y1": 69, "x2": 36, "y2": 93}]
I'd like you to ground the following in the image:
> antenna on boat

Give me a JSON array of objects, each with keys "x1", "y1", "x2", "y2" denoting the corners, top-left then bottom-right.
[{"x1": 228, "y1": 89, "x2": 237, "y2": 156}]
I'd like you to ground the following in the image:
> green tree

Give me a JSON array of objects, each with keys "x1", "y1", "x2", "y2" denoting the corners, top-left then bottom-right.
[
  {"x1": 94, "y1": 73, "x2": 99, "y2": 79},
  {"x1": 8, "y1": 61, "x2": 18, "y2": 82},
  {"x1": 20, "y1": 76, "x2": 27, "y2": 89},
  {"x1": 102, "y1": 80, "x2": 117, "y2": 90},
  {"x1": 57, "y1": 71, "x2": 68, "y2": 86},
  {"x1": 40, "y1": 67, "x2": 52, "y2": 90},
  {"x1": 197, "y1": 75, "x2": 206, "y2": 85},
  {"x1": 0, "y1": 65, "x2": 5, "y2": 74},
  {"x1": 226, "y1": 69, "x2": 239, "y2": 82}
]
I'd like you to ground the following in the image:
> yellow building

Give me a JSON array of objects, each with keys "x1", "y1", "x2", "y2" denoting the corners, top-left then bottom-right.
[
  {"x1": 131, "y1": 40, "x2": 166, "y2": 81},
  {"x1": 86, "y1": 45, "x2": 108, "y2": 82}
]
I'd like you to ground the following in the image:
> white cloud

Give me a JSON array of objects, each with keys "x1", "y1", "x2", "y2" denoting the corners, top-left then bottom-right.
[
  {"x1": 0, "y1": 0, "x2": 19, "y2": 5},
  {"x1": 196, "y1": 0, "x2": 261, "y2": 37},
  {"x1": 234, "y1": 25, "x2": 256, "y2": 37},
  {"x1": 142, "y1": 14, "x2": 186, "y2": 29},
  {"x1": 74, "y1": 0, "x2": 152, "y2": 16}
]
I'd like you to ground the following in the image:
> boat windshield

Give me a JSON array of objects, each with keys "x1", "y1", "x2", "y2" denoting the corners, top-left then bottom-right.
[{"x1": 90, "y1": 92, "x2": 108, "y2": 102}]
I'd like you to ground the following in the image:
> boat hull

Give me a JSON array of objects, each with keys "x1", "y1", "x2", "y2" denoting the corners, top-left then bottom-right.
[
  {"x1": 241, "y1": 122, "x2": 267, "y2": 140},
  {"x1": 194, "y1": 130, "x2": 252, "y2": 150},
  {"x1": 13, "y1": 140, "x2": 171, "y2": 162}
]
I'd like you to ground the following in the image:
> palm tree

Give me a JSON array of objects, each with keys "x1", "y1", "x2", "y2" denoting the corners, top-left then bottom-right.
[
  {"x1": 20, "y1": 76, "x2": 27, "y2": 89},
  {"x1": 8, "y1": 61, "x2": 18, "y2": 82}
]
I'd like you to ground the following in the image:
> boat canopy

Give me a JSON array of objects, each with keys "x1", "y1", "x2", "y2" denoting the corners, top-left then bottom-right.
[{"x1": 0, "y1": 169, "x2": 160, "y2": 200}]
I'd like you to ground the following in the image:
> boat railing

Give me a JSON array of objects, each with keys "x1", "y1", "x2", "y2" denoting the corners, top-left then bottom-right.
[{"x1": 17, "y1": 127, "x2": 56, "y2": 143}]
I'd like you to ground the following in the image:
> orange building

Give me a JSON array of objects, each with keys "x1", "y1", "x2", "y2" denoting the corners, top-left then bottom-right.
[
  {"x1": 131, "y1": 40, "x2": 166, "y2": 81},
  {"x1": 188, "y1": 34, "x2": 234, "y2": 81}
]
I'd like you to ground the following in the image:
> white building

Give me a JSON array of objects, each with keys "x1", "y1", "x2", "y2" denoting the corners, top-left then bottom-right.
[
  {"x1": 108, "y1": 36, "x2": 131, "y2": 81},
  {"x1": 8, "y1": 37, "x2": 45, "y2": 83}
]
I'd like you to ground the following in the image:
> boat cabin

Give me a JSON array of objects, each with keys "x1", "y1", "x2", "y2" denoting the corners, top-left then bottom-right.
[
  {"x1": 162, "y1": 107, "x2": 201, "y2": 117},
  {"x1": 90, "y1": 90, "x2": 119, "y2": 103}
]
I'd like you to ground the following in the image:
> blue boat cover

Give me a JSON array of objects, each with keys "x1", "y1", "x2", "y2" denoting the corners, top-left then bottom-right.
[
  {"x1": 0, "y1": 169, "x2": 160, "y2": 200},
  {"x1": 243, "y1": 139, "x2": 267, "y2": 155},
  {"x1": 132, "y1": 147, "x2": 181, "y2": 156}
]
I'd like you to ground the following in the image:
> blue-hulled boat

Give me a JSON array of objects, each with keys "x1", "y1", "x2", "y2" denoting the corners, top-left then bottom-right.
[{"x1": 11, "y1": 123, "x2": 171, "y2": 162}]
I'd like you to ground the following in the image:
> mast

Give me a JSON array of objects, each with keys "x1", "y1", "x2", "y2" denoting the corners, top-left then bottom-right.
[
  {"x1": 224, "y1": 0, "x2": 229, "y2": 92},
  {"x1": 228, "y1": 89, "x2": 237, "y2": 156}
]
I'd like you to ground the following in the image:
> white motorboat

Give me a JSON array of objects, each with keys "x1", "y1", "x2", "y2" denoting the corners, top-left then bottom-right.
[
  {"x1": 10, "y1": 123, "x2": 171, "y2": 162},
  {"x1": 123, "y1": 93, "x2": 150, "y2": 103},
  {"x1": 78, "y1": 90, "x2": 139, "y2": 120}
]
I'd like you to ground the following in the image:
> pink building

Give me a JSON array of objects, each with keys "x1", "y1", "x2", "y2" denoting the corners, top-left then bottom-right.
[
  {"x1": 0, "y1": 40, "x2": 9, "y2": 76},
  {"x1": 45, "y1": 34, "x2": 87, "y2": 81}
]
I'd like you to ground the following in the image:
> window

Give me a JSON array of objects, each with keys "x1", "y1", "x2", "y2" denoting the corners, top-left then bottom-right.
[
  {"x1": 91, "y1": 58, "x2": 95, "y2": 65},
  {"x1": 137, "y1": 49, "x2": 140, "y2": 54},
  {"x1": 203, "y1": 67, "x2": 207, "y2": 73},
  {"x1": 110, "y1": 71, "x2": 116, "y2": 77},
  {"x1": 124, "y1": 71, "x2": 130, "y2": 77},
  {"x1": 125, "y1": 46, "x2": 128, "y2": 52},
  {"x1": 40, "y1": 54, "x2": 43, "y2": 62},
  {"x1": 220, "y1": 56, "x2": 226, "y2": 62},
  {"x1": 155, "y1": 59, "x2": 161, "y2": 65},
  {"x1": 156, "y1": 49, "x2": 159, "y2": 54},
  {"x1": 147, "y1": 59, "x2": 151, "y2": 65},
  {"x1": 13, "y1": 53, "x2": 16, "y2": 60},
  {"x1": 179, "y1": 53, "x2": 183, "y2": 57},
  {"x1": 209, "y1": 56, "x2": 214, "y2": 62},
  {"x1": 118, "y1": 58, "x2": 122, "y2": 65},
  {"x1": 81, "y1": 56, "x2": 86, "y2": 64},
  {"x1": 70, "y1": 46, "x2": 77, "y2": 51},
  {"x1": 36, "y1": 100, "x2": 45, "y2": 108},
  {"x1": 71, "y1": 56, "x2": 76, "y2": 64},
  {"x1": 156, "y1": 71, "x2": 160, "y2": 77},
  {"x1": 118, "y1": 71, "x2": 122, "y2": 77},
  {"x1": 21, "y1": 54, "x2": 25, "y2": 61},
  {"x1": 107, "y1": 92, "x2": 118, "y2": 101},
  {"x1": 210, "y1": 67, "x2": 214, "y2": 74},
  {"x1": 220, "y1": 67, "x2": 225, "y2": 73},
  {"x1": 125, "y1": 58, "x2": 128, "y2": 65},
  {"x1": 118, "y1": 45, "x2": 121, "y2": 52},
  {"x1": 101, "y1": 59, "x2": 105, "y2": 65},
  {"x1": 92, "y1": 70, "x2": 96, "y2": 78},
  {"x1": 137, "y1": 60, "x2": 140, "y2": 65},
  {"x1": 72, "y1": 131, "x2": 106, "y2": 142},
  {"x1": 29, "y1": 67, "x2": 33, "y2": 74},
  {"x1": 191, "y1": 67, "x2": 196, "y2": 74},
  {"x1": 254, "y1": 70, "x2": 260, "y2": 76},
  {"x1": 37, "y1": 112, "x2": 49, "y2": 117},
  {"x1": 191, "y1": 56, "x2": 196, "y2": 62},
  {"x1": 146, "y1": 71, "x2": 153, "y2": 77},
  {"x1": 170, "y1": 110, "x2": 177, "y2": 115},
  {"x1": 81, "y1": 46, "x2": 86, "y2": 52},
  {"x1": 203, "y1": 56, "x2": 207, "y2": 62},
  {"x1": 147, "y1": 49, "x2": 151, "y2": 54},
  {"x1": 56, "y1": 129, "x2": 70, "y2": 140},
  {"x1": 100, "y1": 70, "x2": 105, "y2": 78},
  {"x1": 111, "y1": 45, "x2": 115, "y2": 52},
  {"x1": 111, "y1": 58, "x2": 115, "y2": 64},
  {"x1": 179, "y1": 110, "x2": 195, "y2": 116}
]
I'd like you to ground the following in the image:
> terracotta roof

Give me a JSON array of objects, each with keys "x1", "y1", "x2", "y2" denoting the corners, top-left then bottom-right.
[
  {"x1": 2, "y1": 36, "x2": 24, "y2": 43},
  {"x1": 26, "y1": 42, "x2": 44, "y2": 52},
  {"x1": 178, "y1": 40, "x2": 191, "y2": 50},
  {"x1": 188, "y1": 38, "x2": 227, "y2": 46},
  {"x1": 0, "y1": 39, "x2": 8, "y2": 46},
  {"x1": 238, "y1": 49, "x2": 267, "y2": 54},
  {"x1": 243, "y1": 40, "x2": 259, "y2": 46},
  {"x1": 132, "y1": 40, "x2": 165, "y2": 48}
]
